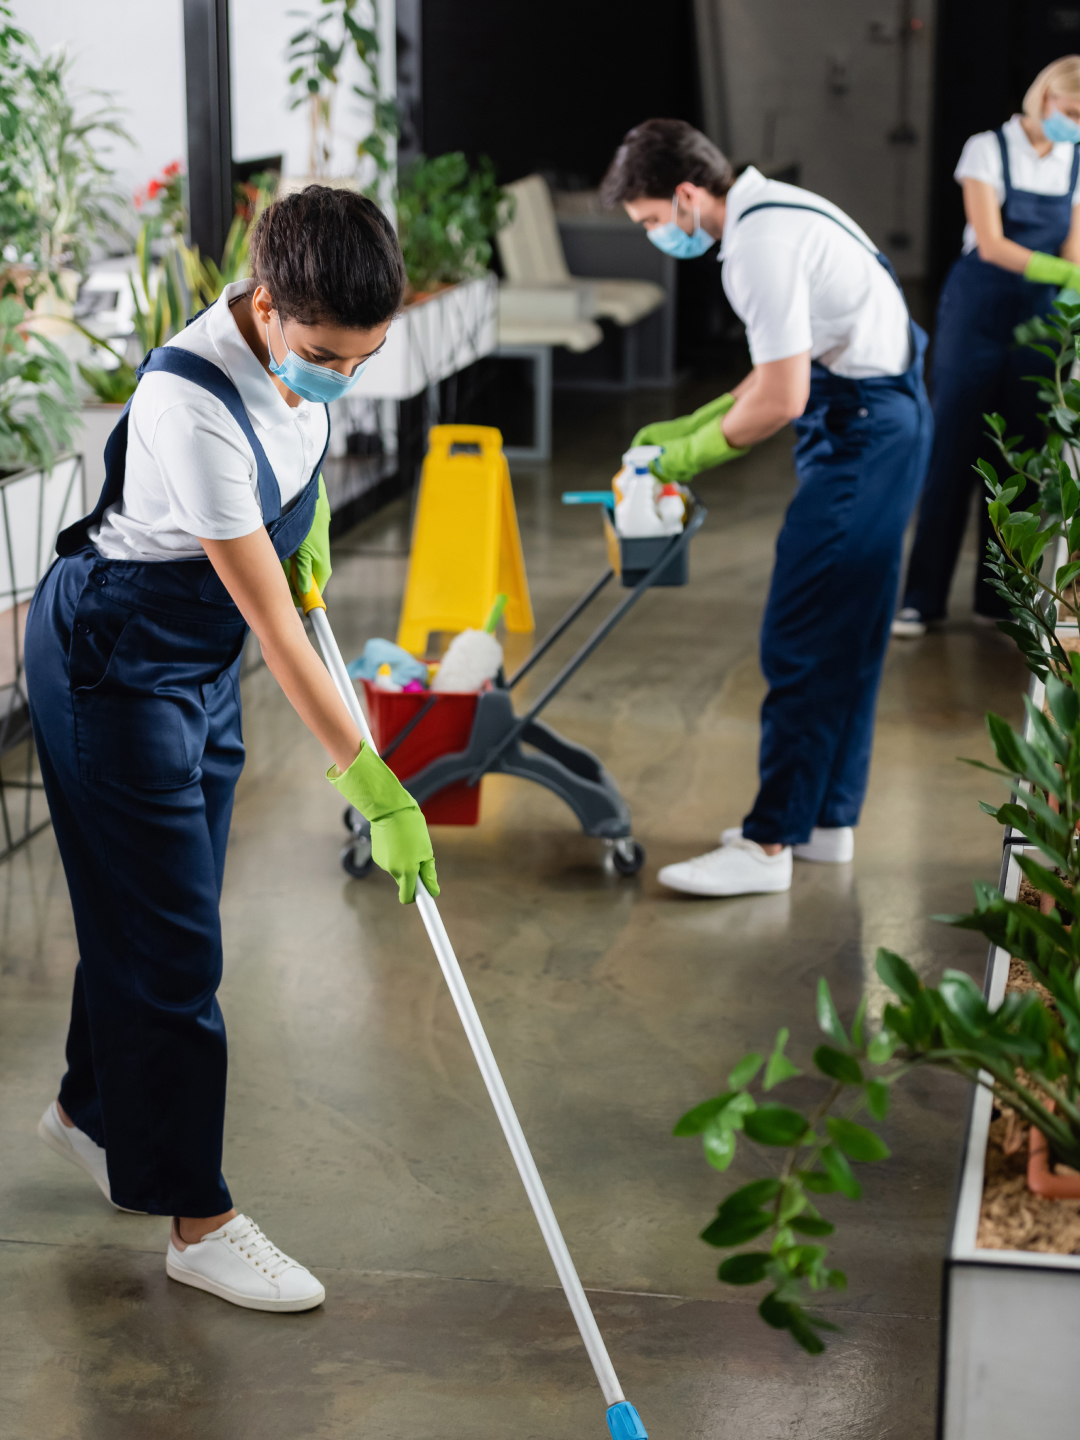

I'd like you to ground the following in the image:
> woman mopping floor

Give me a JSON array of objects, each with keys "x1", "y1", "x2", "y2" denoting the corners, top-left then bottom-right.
[{"x1": 27, "y1": 187, "x2": 437, "y2": 1312}]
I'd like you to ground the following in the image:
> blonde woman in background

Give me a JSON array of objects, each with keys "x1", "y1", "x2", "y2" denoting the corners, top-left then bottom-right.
[{"x1": 894, "y1": 56, "x2": 1080, "y2": 637}]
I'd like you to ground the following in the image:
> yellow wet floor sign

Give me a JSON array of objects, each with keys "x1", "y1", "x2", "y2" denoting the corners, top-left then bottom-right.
[{"x1": 397, "y1": 424, "x2": 534, "y2": 654}]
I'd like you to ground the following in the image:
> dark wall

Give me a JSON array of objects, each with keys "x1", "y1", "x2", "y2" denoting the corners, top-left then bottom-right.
[
  {"x1": 930, "y1": 0, "x2": 1080, "y2": 289},
  {"x1": 414, "y1": 0, "x2": 701, "y2": 187}
]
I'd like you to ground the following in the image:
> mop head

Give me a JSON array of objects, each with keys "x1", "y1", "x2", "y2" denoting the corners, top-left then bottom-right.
[{"x1": 430, "y1": 628, "x2": 503, "y2": 692}]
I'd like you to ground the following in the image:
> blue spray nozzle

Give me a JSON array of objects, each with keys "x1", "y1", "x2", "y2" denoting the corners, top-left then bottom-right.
[
  {"x1": 606, "y1": 1401, "x2": 648, "y2": 1439},
  {"x1": 562, "y1": 490, "x2": 616, "y2": 510}
]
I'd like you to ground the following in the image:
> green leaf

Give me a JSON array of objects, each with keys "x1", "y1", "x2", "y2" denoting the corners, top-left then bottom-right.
[
  {"x1": 865, "y1": 1080, "x2": 890, "y2": 1121},
  {"x1": 673, "y1": 1092, "x2": 737, "y2": 1137},
  {"x1": 816, "y1": 978, "x2": 849, "y2": 1047},
  {"x1": 800, "y1": 1168, "x2": 839, "y2": 1194},
  {"x1": 702, "y1": 1120, "x2": 737, "y2": 1171},
  {"x1": 867, "y1": 1029, "x2": 898, "y2": 1064},
  {"x1": 718, "y1": 1178, "x2": 782, "y2": 1216},
  {"x1": 743, "y1": 1105, "x2": 810, "y2": 1146},
  {"x1": 789, "y1": 1214, "x2": 835, "y2": 1236},
  {"x1": 728, "y1": 1052, "x2": 764, "y2": 1089},
  {"x1": 718, "y1": 1251, "x2": 771, "y2": 1284},
  {"x1": 851, "y1": 995, "x2": 868, "y2": 1051},
  {"x1": 820, "y1": 1143, "x2": 862, "y2": 1199},
  {"x1": 875, "y1": 948, "x2": 921, "y2": 1003},
  {"x1": 826, "y1": 1117, "x2": 890, "y2": 1162},
  {"x1": 759, "y1": 1295, "x2": 827, "y2": 1354},
  {"x1": 813, "y1": 1044, "x2": 864, "y2": 1085},
  {"x1": 764, "y1": 1027, "x2": 801, "y2": 1090},
  {"x1": 1046, "y1": 673, "x2": 1080, "y2": 733},
  {"x1": 701, "y1": 1211, "x2": 773, "y2": 1247}
]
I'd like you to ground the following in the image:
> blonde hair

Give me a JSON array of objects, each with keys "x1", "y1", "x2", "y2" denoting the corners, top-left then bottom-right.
[{"x1": 1023, "y1": 56, "x2": 1080, "y2": 119}]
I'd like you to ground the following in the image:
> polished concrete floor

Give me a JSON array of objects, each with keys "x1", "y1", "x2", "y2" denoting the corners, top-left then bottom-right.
[{"x1": 1, "y1": 376, "x2": 1027, "y2": 1439}]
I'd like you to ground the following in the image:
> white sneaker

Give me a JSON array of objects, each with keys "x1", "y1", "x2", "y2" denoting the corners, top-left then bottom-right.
[
  {"x1": 37, "y1": 1100, "x2": 146, "y2": 1214},
  {"x1": 720, "y1": 825, "x2": 854, "y2": 864},
  {"x1": 891, "y1": 607, "x2": 927, "y2": 638},
  {"x1": 793, "y1": 826, "x2": 854, "y2": 863},
  {"x1": 658, "y1": 839, "x2": 792, "y2": 896},
  {"x1": 166, "y1": 1213, "x2": 326, "y2": 1312}
]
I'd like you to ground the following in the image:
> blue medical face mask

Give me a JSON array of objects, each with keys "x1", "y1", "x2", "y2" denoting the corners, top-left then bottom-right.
[
  {"x1": 646, "y1": 193, "x2": 714, "y2": 259},
  {"x1": 265, "y1": 313, "x2": 371, "y2": 403},
  {"x1": 1043, "y1": 107, "x2": 1080, "y2": 145}
]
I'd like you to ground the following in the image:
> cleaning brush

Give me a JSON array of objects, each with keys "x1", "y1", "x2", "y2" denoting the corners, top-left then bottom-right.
[{"x1": 430, "y1": 594, "x2": 507, "y2": 692}]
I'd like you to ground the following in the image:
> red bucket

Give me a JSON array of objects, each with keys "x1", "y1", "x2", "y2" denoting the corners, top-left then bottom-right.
[{"x1": 361, "y1": 680, "x2": 482, "y2": 825}]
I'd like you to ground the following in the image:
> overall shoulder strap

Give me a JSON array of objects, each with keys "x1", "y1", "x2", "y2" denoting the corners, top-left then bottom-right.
[
  {"x1": 1070, "y1": 141, "x2": 1080, "y2": 195},
  {"x1": 738, "y1": 200, "x2": 877, "y2": 255},
  {"x1": 737, "y1": 200, "x2": 905, "y2": 297},
  {"x1": 137, "y1": 348, "x2": 282, "y2": 520},
  {"x1": 996, "y1": 127, "x2": 1014, "y2": 201}
]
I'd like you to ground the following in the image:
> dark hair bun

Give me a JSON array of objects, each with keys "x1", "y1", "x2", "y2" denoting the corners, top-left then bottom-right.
[{"x1": 249, "y1": 185, "x2": 406, "y2": 329}]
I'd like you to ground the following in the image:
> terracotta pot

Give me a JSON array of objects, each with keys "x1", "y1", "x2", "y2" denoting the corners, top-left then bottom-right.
[{"x1": 1027, "y1": 1123, "x2": 1080, "y2": 1198}]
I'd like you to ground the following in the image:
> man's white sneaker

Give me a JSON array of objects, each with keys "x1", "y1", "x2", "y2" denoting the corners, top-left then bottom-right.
[
  {"x1": 658, "y1": 839, "x2": 792, "y2": 896},
  {"x1": 166, "y1": 1213, "x2": 326, "y2": 1312},
  {"x1": 720, "y1": 825, "x2": 854, "y2": 864},
  {"x1": 793, "y1": 826, "x2": 854, "y2": 864},
  {"x1": 891, "y1": 607, "x2": 927, "y2": 638},
  {"x1": 36, "y1": 1100, "x2": 146, "y2": 1213}
]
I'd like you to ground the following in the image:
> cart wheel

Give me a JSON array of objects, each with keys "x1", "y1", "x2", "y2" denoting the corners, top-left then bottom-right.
[
  {"x1": 343, "y1": 805, "x2": 369, "y2": 838},
  {"x1": 341, "y1": 838, "x2": 374, "y2": 879},
  {"x1": 611, "y1": 839, "x2": 645, "y2": 877}
]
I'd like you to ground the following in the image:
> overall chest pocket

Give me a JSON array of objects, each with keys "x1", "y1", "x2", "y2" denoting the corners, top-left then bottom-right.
[{"x1": 71, "y1": 604, "x2": 214, "y2": 790}]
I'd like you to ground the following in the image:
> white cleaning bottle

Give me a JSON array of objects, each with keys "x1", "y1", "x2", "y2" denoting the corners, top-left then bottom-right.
[
  {"x1": 614, "y1": 446, "x2": 665, "y2": 537},
  {"x1": 657, "y1": 483, "x2": 687, "y2": 535}
]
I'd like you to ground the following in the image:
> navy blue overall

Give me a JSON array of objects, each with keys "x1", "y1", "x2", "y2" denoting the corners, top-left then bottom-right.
[
  {"x1": 735, "y1": 203, "x2": 933, "y2": 847},
  {"x1": 25, "y1": 346, "x2": 326, "y2": 1217},
  {"x1": 902, "y1": 128, "x2": 1079, "y2": 620}
]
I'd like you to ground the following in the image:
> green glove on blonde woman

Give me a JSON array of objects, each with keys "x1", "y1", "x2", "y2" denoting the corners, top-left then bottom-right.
[
  {"x1": 328, "y1": 745, "x2": 439, "y2": 904},
  {"x1": 286, "y1": 474, "x2": 332, "y2": 601},
  {"x1": 1024, "y1": 251, "x2": 1080, "y2": 294}
]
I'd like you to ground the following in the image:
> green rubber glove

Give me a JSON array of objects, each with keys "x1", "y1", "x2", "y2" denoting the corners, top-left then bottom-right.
[
  {"x1": 649, "y1": 412, "x2": 749, "y2": 482},
  {"x1": 631, "y1": 393, "x2": 737, "y2": 449},
  {"x1": 285, "y1": 474, "x2": 331, "y2": 602},
  {"x1": 1024, "y1": 251, "x2": 1080, "y2": 292},
  {"x1": 328, "y1": 745, "x2": 439, "y2": 904}
]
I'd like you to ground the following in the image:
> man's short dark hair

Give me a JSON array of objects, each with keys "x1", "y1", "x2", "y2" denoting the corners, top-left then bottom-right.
[
  {"x1": 599, "y1": 119, "x2": 734, "y2": 207},
  {"x1": 249, "y1": 185, "x2": 406, "y2": 330}
]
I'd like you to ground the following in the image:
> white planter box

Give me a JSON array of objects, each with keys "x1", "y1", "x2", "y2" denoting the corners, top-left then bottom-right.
[
  {"x1": 348, "y1": 274, "x2": 497, "y2": 401},
  {"x1": 940, "y1": 643, "x2": 1080, "y2": 1437},
  {"x1": 0, "y1": 453, "x2": 85, "y2": 695},
  {"x1": 77, "y1": 404, "x2": 123, "y2": 517}
]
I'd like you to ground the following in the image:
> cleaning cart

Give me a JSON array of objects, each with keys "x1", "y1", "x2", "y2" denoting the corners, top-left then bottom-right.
[{"x1": 341, "y1": 493, "x2": 707, "y2": 880}]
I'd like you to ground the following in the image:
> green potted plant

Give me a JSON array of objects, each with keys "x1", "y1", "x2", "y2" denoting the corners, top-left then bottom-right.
[
  {"x1": 285, "y1": 0, "x2": 397, "y2": 194},
  {"x1": 0, "y1": 294, "x2": 77, "y2": 472},
  {"x1": 670, "y1": 298, "x2": 1080, "y2": 1428},
  {"x1": 395, "y1": 152, "x2": 512, "y2": 299}
]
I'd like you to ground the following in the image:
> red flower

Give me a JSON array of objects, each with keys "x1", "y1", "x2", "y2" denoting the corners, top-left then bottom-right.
[
  {"x1": 147, "y1": 179, "x2": 162, "y2": 199},
  {"x1": 163, "y1": 160, "x2": 184, "y2": 178}
]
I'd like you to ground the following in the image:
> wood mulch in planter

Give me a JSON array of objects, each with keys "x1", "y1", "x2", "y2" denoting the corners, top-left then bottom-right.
[{"x1": 977, "y1": 877, "x2": 1080, "y2": 1251}]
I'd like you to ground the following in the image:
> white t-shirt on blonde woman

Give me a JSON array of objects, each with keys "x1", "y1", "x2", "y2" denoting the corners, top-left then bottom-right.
[
  {"x1": 90, "y1": 281, "x2": 329, "y2": 562},
  {"x1": 953, "y1": 114, "x2": 1080, "y2": 255}
]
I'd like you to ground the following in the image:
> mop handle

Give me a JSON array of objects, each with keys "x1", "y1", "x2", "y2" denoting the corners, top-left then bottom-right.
[{"x1": 302, "y1": 590, "x2": 627, "y2": 1413}]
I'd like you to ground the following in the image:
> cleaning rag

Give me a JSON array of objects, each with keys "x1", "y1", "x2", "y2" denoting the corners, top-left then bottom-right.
[{"x1": 348, "y1": 639, "x2": 429, "y2": 689}]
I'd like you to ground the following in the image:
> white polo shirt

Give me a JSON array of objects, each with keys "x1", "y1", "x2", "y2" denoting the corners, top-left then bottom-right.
[
  {"x1": 719, "y1": 167, "x2": 911, "y2": 378},
  {"x1": 954, "y1": 114, "x2": 1080, "y2": 254},
  {"x1": 90, "y1": 281, "x2": 330, "y2": 562}
]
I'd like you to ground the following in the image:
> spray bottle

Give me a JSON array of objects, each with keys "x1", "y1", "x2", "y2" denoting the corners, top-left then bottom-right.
[{"x1": 613, "y1": 445, "x2": 665, "y2": 537}]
